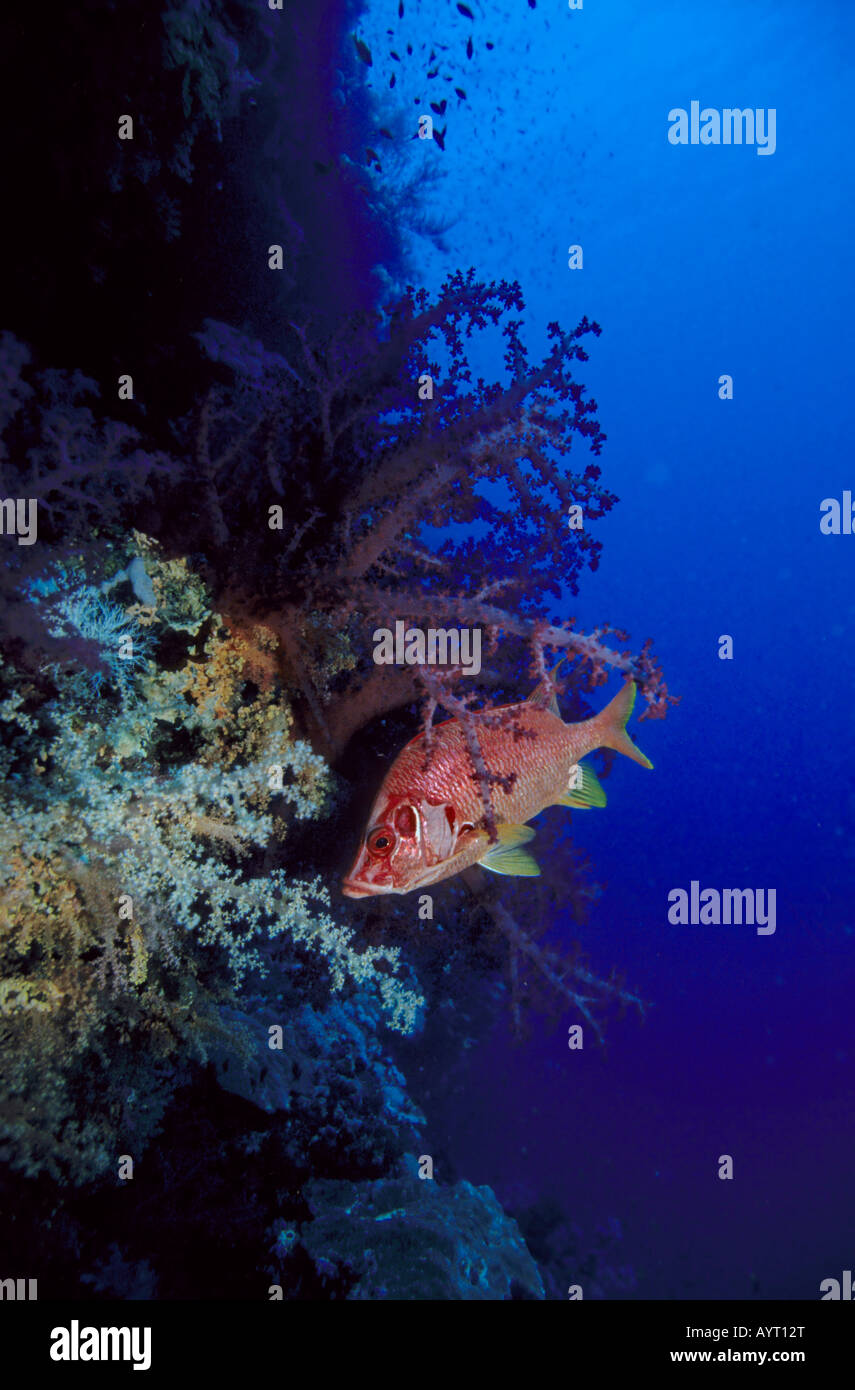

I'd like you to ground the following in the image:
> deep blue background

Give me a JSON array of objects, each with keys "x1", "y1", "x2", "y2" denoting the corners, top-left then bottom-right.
[{"x1": 359, "y1": 0, "x2": 854, "y2": 1297}]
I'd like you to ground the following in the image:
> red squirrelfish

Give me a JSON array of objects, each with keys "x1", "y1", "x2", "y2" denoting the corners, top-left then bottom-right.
[{"x1": 342, "y1": 675, "x2": 653, "y2": 897}]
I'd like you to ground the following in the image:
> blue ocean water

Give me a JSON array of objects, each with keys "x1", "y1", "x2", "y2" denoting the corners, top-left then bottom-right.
[{"x1": 358, "y1": 0, "x2": 854, "y2": 1298}]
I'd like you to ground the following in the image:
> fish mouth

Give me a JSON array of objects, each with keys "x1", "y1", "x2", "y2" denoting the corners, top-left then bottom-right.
[
  {"x1": 342, "y1": 878, "x2": 397, "y2": 898},
  {"x1": 342, "y1": 879, "x2": 371, "y2": 898}
]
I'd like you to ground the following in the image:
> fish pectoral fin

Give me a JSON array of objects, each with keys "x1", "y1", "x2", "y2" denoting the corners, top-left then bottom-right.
[
  {"x1": 479, "y1": 823, "x2": 540, "y2": 877},
  {"x1": 554, "y1": 760, "x2": 607, "y2": 810}
]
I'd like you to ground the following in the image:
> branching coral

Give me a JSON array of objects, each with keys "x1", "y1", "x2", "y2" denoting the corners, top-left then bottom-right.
[
  {"x1": 0, "y1": 646, "x2": 418, "y2": 992},
  {"x1": 173, "y1": 273, "x2": 675, "y2": 762},
  {"x1": 0, "y1": 553, "x2": 422, "y2": 1181},
  {"x1": 0, "y1": 335, "x2": 172, "y2": 540},
  {"x1": 1, "y1": 269, "x2": 674, "y2": 745},
  {"x1": 42, "y1": 588, "x2": 154, "y2": 698}
]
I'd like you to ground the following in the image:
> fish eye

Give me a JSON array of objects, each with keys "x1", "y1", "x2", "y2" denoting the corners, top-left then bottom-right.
[{"x1": 367, "y1": 827, "x2": 395, "y2": 856}]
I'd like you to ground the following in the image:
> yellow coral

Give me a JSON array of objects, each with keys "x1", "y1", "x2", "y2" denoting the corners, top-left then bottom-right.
[
  {"x1": 130, "y1": 531, "x2": 211, "y2": 631},
  {"x1": 0, "y1": 977, "x2": 62, "y2": 1014},
  {"x1": 128, "y1": 923, "x2": 148, "y2": 987}
]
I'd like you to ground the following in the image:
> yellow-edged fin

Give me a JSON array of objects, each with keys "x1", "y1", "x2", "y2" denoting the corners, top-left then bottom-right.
[
  {"x1": 554, "y1": 761, "x2": 607, "y2": 810},
  {"x1": 526, "y1": 656, "x2": 569, "y2": 715},
  {"x1": 592, "y1": 678, "x2": 654, "y2": 770},
  {"x1": 479, "y1": 824, "x2": 541, "y2": 877}
]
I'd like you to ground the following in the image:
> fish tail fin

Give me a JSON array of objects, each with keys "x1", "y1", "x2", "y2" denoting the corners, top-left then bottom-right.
[{"x1": 589, "y1": 678, "x2": 654, "y2": 769}]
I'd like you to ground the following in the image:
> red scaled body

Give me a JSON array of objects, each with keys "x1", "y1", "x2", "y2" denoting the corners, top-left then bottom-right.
[{"x1": 343, "y1": 676, "x2": 652, "y2": 898}]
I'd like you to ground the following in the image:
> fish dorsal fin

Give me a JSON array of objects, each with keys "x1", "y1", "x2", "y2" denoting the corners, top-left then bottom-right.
[
  {"x1": 527, "y1": 657, "x2": 569, "y2": 716},
  {"x1": 554, "y1": 760, "x2": 607, "y2": 810},
  {"x1": 528, "y1": 685, "x2": 560, "y2": 717},
  {"x1": 479, "y1": 823, "x2": 540, "y2": 877}
]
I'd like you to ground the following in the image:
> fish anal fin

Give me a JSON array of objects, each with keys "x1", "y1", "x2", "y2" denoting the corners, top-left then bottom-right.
[{"x1": 554, "y1": 760, "x2": 607, "y2": 810}]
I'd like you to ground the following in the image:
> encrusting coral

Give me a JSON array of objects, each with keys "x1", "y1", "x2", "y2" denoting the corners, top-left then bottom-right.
[{"x1": 291, "y1": 1172, "x2": 545, "y2": 1300}]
